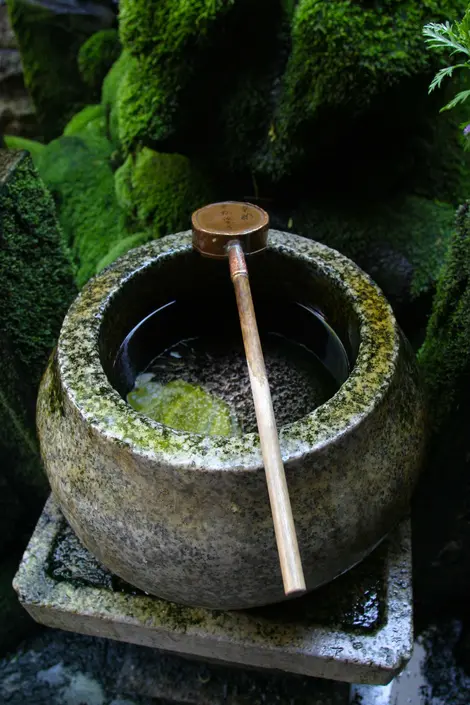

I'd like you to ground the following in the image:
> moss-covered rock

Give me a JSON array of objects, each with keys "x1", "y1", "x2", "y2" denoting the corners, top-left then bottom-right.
[
  {"x1": 412, "y1": 202, "x2": 470, "y2": 612},
  {"x1": 78, "y1": 29, "x2": 121, "y2": 96},
  {"x1": 117, "y1": 0, "x2": 281, "y2": 156},
  {"x1": 34, "y1": 128, "x2": 122, "y2": 287},
  {"x1": 102, "y1": 51, "x2": 132, "y2": 149},
  {"x1": 257, "y1": 0, "x2": 467, "y2": 178},
  {"x1": 6, "y1": 0, "x2": 115, "y2": 140},
  {"x1": 293, "y1": 195, "x2": 455, "y2": 306},
  {"x1": 95, "y1": 231, "x2": 151, "y2": 274},
  {"x1": 115, "y1": 147, "x2": 214, "y2": 236},
  {"x1": 0, "y1": 149, "x2": 76, "y2": 518},
  {"x1": 63, "y1": 104, "x2": 106, "y2": 138},
  {"x1": 115, "y1": 0, "x2": 468, "y2": 186},
  {"x1": 418, "y1": 202, "x2": 470, "y2": 430},
  {"x1": 3, "y1": 135, "x2": 45, "y2": 164}
]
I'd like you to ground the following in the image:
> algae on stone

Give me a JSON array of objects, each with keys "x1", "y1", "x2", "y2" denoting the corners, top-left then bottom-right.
[{"x1": 128, "y1": 377, "x2": 240, "y2": 436}]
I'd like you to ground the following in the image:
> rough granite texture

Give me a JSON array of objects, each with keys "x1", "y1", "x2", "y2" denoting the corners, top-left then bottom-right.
[
  {"x1": 14, "y1": 496, "x2": 413, "y2": 686},
  {"x1": 36, "y1": 229, "x2": 426, "y2": 610}
]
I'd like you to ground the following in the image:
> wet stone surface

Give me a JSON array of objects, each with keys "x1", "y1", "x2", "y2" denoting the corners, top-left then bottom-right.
[
  {"x1": 48, "y1": 514, "x2": 386, "y2": 633},
  {"x1": 14, "y1": 497, "x2": 412, "y2": 685}
]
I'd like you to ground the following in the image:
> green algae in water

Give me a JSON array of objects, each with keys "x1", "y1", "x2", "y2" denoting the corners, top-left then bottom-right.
[
  {"x1": 128, "y1": 377, "x2": 240, "y2": 436},
  {"x1": 126, "y1": 330, "x2": 341, "y2": 435}
]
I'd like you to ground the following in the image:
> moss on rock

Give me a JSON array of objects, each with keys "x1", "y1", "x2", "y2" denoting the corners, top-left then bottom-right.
[
  {"x1": 115, "y1": 147, "x2": 214, "y2": 236},
  {"x1": 6, "y1": 0, "x2": 114, "y2": 140},
  {"x1": 3, "y1": 135, "x2": 45, "y2": 164},
  {"x1": 0, "y1": 149, "x2": 76, "y2": 512},
  {"x1": 78, "y1": 29, "x2": 121, "y2": 96},
  {"x1": 117, "y1": 0, "x2": 279, "y2": 155},
  {"x1": 95, "y1": 231, "x2": 151, "y2": 274},
  {"x1": 34, "y1": 128, "x2": 122, "y2": 287},
  {"x1": 418, "y1": 202, "x2": 470, "y2": 430},
  {"x1": 293, "y1": 195, "x2": 455, "y2": 303},
  {"x1": 102, "y1": 51, "x2": 133, "y2": 149},
  {"x1": 63, "y1": 104, "x2": 106, "y2": 138}
]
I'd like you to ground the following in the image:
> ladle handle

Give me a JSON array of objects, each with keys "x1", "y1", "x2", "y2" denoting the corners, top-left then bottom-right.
[{"x1": 227, "y1": 240, "x2": 306, "y2": 596}]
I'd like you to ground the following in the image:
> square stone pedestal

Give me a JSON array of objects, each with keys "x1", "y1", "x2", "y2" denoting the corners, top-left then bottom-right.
[{"x1": 14, "y1": 497, "x2": 412, "y2": 688}]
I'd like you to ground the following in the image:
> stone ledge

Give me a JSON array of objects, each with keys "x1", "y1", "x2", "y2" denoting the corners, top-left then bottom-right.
[{"x1": 14, "y1": 496, "x2": 413, "y2": 686}]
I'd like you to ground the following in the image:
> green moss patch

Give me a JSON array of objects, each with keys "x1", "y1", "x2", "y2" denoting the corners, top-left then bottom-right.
[
  {"x1": 78, "y1": 29, "x2": 121, "y2": 95},
  {"x1": 115, "y1": 147, "x2": 214, "y2": 235}
]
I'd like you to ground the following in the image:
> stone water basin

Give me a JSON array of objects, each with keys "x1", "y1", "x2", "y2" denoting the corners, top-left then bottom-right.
[{"x1": 37, "y1": 230, "x2": 426, "y2": 609}]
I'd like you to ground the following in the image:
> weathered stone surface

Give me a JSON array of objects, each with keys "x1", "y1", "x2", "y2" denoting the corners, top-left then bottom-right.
[
  {"x1": 14, "y1": 496, "x2": 413, "y2": 686},
  {"x1": 37, "y1": 230, "x2": 425, "y2": 609}
]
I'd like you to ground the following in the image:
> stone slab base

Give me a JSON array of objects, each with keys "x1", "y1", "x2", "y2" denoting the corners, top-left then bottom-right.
[{"x1": 14, "y1": 497, "x2": 413, "y2": 686}]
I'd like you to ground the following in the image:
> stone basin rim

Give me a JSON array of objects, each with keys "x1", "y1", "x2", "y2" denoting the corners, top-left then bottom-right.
[{"x1": 56, "y1": 230, "x2": 399, "y2": 472}]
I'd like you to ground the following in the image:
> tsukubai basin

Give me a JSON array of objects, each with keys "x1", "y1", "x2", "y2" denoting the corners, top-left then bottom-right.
[{"x1": 37, "y1": 230, "x2": 426, "y2": 610}]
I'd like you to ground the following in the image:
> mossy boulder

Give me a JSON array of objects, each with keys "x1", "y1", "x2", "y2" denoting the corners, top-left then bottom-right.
[
  {"x1": 257, "y1": 0, "x2": 468, "y2": 178},
  {"x1": 10, "y1": 107, "x2": 126, "y2": 287},
  {"x1": 117, "y1": 0, "x2": 281, "y2": 157},
  {"x1": 115, "y1": 0, "x2": 468, "y2": 185},
  {"x1": 102, "y1": 51, "x2": 132, "y2": 149},
  {"x1": 412, "y1": 202, "x2": 470, "y2": 612},
  {"x1": 115, "y1": 147, "x2": 215, "y2": 236},
  {"x1": 95, "y1": 231, "x2": 151, "y2": 274},
  {"x1": 6, "y1": 0, "x2": 116, "y2": 140},
  {"x1": 78, "y1": 29, "x2": 121, "y2": 96},
  {"x1": 0, "y1": 148, "x2": 76, "y2": 531},
  {"x1": 418, "y1": 202, "x2": 470, "y2": 431},
  {"x1": 292, "y1": 195, "x2": 455, "y2": 310}
]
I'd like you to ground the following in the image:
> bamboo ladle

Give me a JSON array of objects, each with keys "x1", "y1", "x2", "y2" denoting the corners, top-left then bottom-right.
[{"x1": 192, "y1": 201, "x2": 306, "y2": 597}]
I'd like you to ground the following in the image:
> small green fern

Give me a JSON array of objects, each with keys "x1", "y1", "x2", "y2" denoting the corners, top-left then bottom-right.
[{"x1": 424, "y1": 11, "x2": 470, "y2": 114}]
